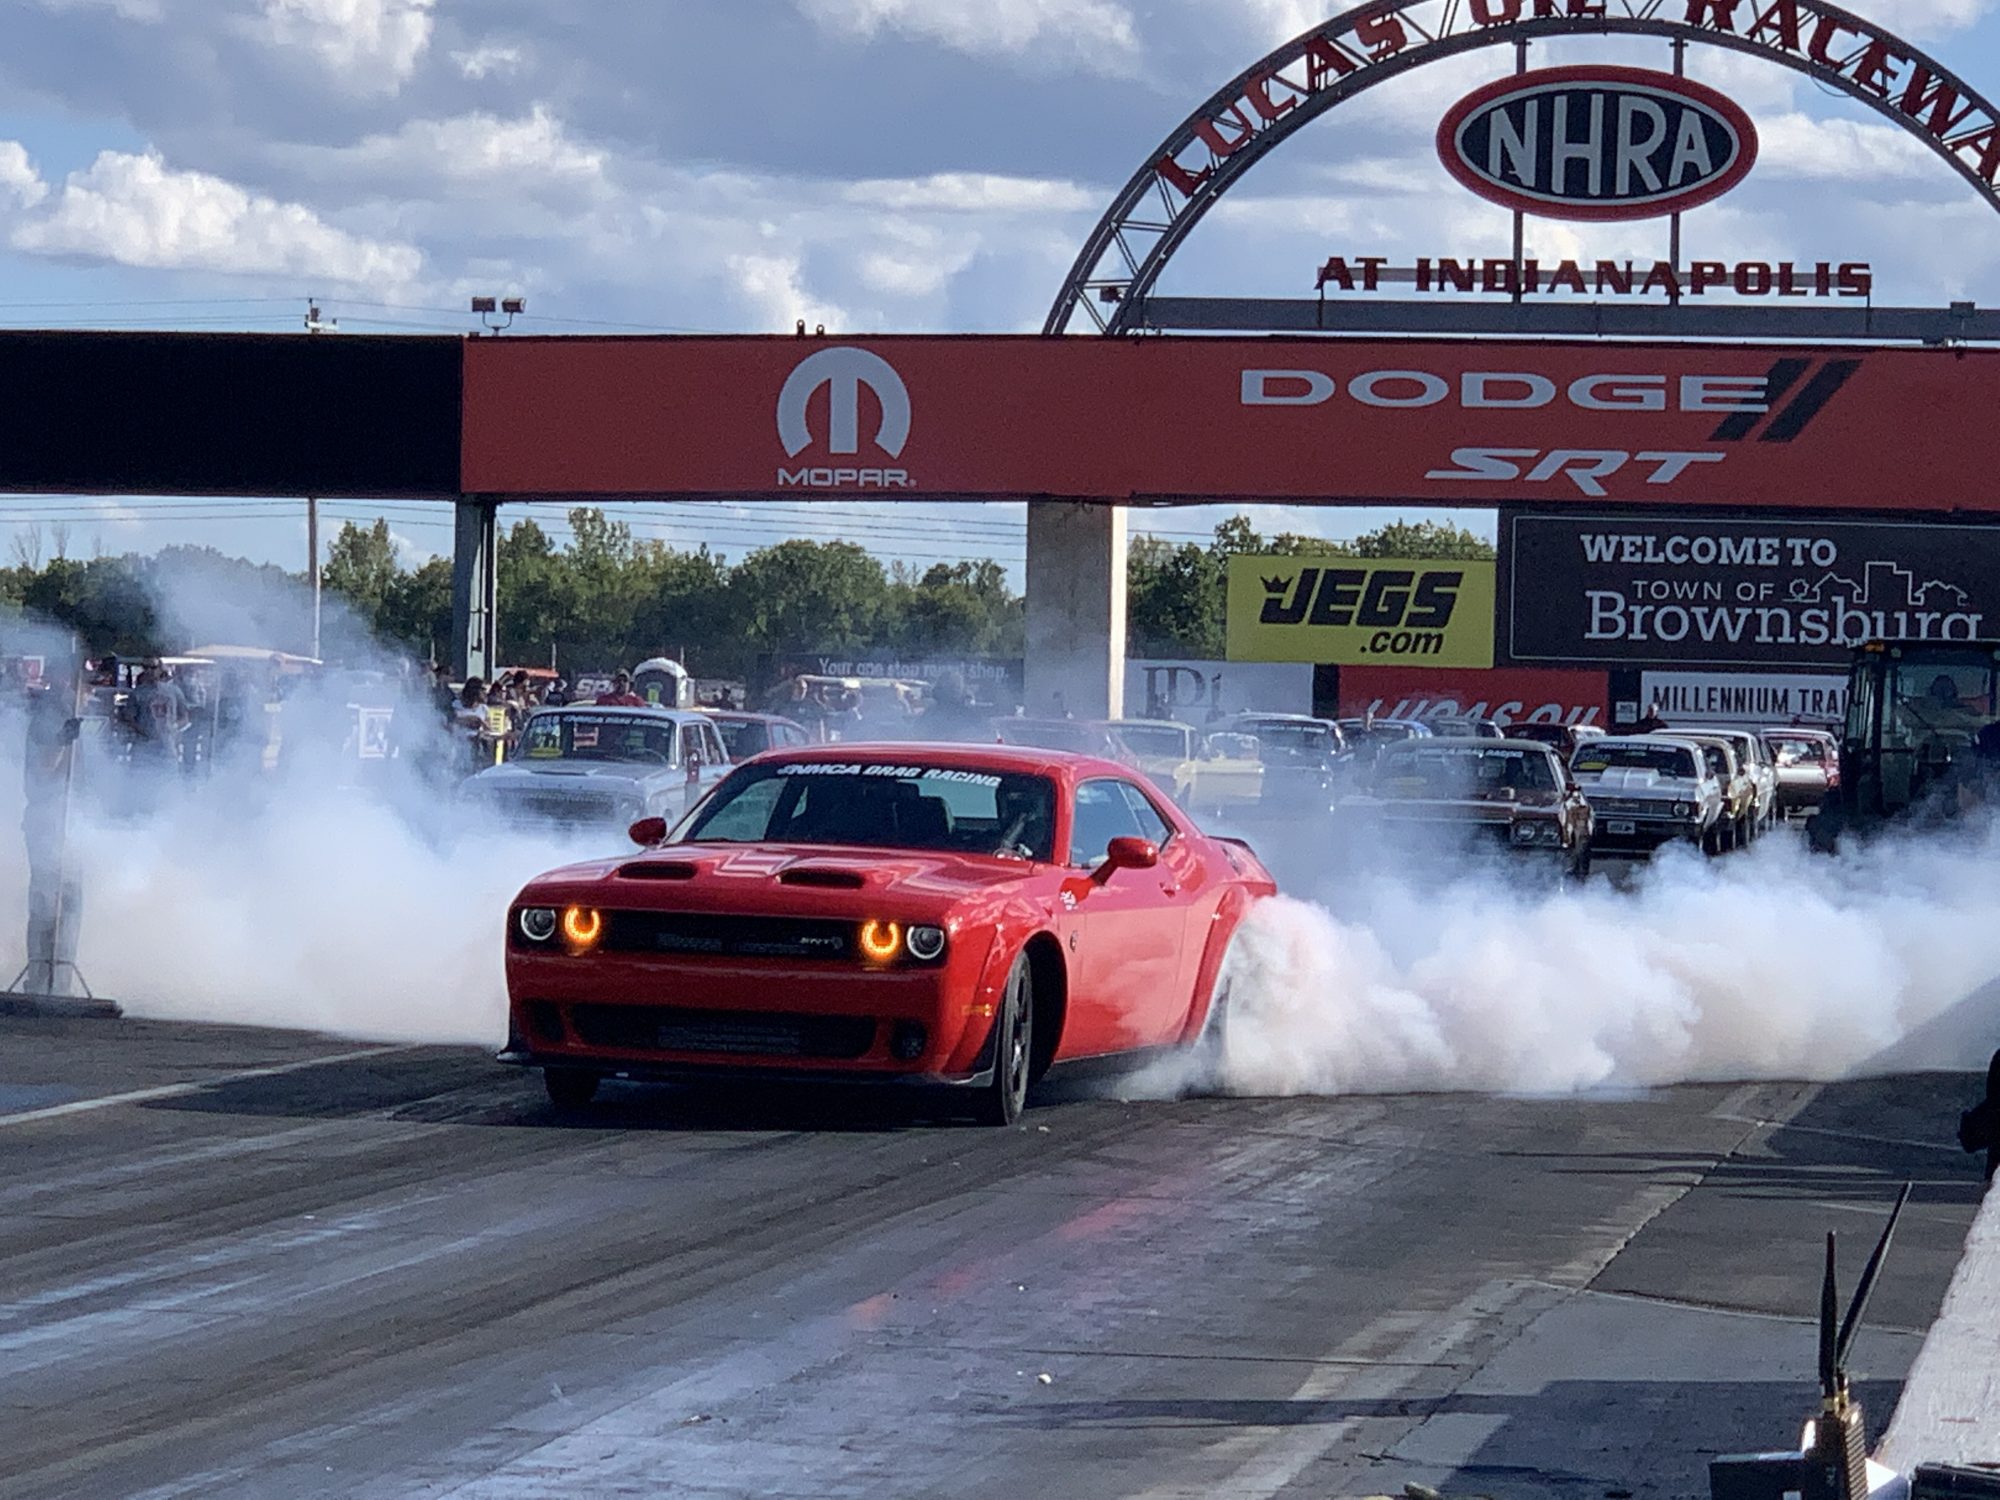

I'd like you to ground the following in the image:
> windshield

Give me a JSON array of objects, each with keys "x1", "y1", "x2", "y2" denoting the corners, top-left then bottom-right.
[
  {"x1": 1114, "y1": 725, "x2": 1190, "y2": 760},
  {"x1": 1374, "y1": 744, "x2": 1556, "y2": 798},
  {"x1": 1765, "y1": 734, "x2": 1828, "y2": 765},
  {"x1": 1886, "y1": 657, "x2": 1999, "y2": 756},
  {"x1": 712, "y1": 718, "x2": 771, "y2": 760},
  {"x1": 679, "y1": 761, "x2": 1059, "y2": 860},
  {"x1": 1240, "y1": 721, "x2": 1332, "y2": 756},
  {"x1": 520, "y1": 713, "x2": 674, "y2": 764},
  {"x1": 997, "y1": 721, "x2": 1104, "y2": 754},
  {"x1": 1574, "y1": 743, "x2": 1698, "y2": 777}
]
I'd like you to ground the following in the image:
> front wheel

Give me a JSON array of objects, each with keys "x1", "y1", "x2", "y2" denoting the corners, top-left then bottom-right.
[{"x1": 971, "y1": 954, "x2": 1033, "y2": 1127}]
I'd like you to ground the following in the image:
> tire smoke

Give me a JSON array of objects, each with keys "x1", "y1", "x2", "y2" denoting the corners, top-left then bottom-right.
[{"x1": 1195, "y1": 828, "x2": 2000, "y2": 1098}]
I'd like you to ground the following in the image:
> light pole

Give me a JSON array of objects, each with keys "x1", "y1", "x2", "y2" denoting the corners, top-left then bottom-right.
[{"x1": 304, "y1": 300, "x2": 336, "y2": 660}]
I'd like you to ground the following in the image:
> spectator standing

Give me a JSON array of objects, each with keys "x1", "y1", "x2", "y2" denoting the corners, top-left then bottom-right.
[
  {"x1": 594, "y1": 670, "x2": 646, "y2": 707},
  {"x1": 456, "y1": 677, "x2": 495, "y2": 772},
  {"x1": 129, "y1": 663, "x2": 189, "y2": 770}
]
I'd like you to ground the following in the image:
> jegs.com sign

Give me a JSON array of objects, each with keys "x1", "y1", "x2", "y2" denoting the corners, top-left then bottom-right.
[
  {"x1": 1227, "y1": 556, "x2": 1496, "y2": 667},
  {"x1": 1502, "y1": 512, "x2": 2000, "y2": 668}
]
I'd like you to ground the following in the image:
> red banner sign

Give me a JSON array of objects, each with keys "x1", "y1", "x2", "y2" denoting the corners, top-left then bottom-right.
[
  {"x1": 461, "y1": 336, "x2": 2000, "y2": 509},
  {"x1": 1339, "y1": 667, "x2": 1610, "y2": 727}
]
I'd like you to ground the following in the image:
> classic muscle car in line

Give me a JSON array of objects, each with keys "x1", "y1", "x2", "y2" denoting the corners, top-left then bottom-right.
[
  {"x1": 1335, "y1": 737, "x2": 1594, "y2": 881},
  {"x1": 499, "y1": 743, "x2": 1278, "y2": 1125}
]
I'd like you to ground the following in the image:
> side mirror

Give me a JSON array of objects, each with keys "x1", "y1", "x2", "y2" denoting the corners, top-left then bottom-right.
[
  {"x1": 1092, "y1": 836, "x2": 1159, "y2": 885},
  {"x1": 628, "y1": 816, "x2": 668, "y2": 847}
]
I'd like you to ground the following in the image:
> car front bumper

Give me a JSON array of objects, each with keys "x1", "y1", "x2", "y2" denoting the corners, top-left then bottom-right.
[{"x1": 503, "y1": 948, "x2": 1001, "y2": 1084}]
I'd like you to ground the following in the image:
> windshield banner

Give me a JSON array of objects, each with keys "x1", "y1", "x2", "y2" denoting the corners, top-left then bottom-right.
[
  {"x1": 1227, "y1": 556, "x2": 1495, "y2": 667},
  {"x1": 1503, "y1": 510, "x2": 2000, "y2": 667}
]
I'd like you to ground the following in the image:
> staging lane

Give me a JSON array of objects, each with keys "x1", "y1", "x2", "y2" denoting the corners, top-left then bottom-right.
[{"x1": 0, "y1": 1016, "x2": 1984, "y2": 1500}]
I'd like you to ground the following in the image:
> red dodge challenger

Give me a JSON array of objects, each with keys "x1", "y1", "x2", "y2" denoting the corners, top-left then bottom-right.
[{"x1": 499, "y1": 742, "x2": 1276, "y2": 1124}]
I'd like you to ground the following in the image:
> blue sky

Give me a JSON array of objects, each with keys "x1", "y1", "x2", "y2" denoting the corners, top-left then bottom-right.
[{"x1": 3, "y1": 0, "x2": 1999, "y2": 579}]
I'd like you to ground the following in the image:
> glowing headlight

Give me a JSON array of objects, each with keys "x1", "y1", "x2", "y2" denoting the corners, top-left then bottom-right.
[
  {"x1": 1510, "y1": 823, "x2": 1539, "y2": 846},
  {"x1": 858, "y1": 920, "x2": 902, "y2": 963},
  {"x1": 906, "y1": 925, "x2": 947, "y2": 962},
  {"x1": 518, "y1": 907, "x2": 558, "y2": 943},
  {"x1": 561, "y1": 906, "x2": 603, "y2": 950}
]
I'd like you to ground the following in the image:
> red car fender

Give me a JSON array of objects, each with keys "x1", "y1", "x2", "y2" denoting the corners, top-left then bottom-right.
[
  {"x1": 1174, "y1": 882, "x2": 1264, "y2": 1047},
  {"x1": 940, "y1": 900, "x2": 1057, "y2": 1075}
]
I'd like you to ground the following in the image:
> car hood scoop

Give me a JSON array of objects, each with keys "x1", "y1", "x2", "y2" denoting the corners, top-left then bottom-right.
[{"x1": 778, "y1": 868, "x2": 867, "y2": 889}]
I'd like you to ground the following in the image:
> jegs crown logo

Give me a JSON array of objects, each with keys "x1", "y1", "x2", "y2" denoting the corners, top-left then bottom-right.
[{"x1": 775, "y1": 346, "x2": 916, "y2": 490}]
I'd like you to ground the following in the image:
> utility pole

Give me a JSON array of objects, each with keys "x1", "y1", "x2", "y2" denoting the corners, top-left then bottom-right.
[{"x1": 304, "y1": 299, "x2": 335, "y2": 660}]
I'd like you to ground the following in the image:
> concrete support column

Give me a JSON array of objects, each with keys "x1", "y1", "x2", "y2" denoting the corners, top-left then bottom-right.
[
  {"x1": 450, "y1": 496, "x2": 499, "y2": 681},
  {"x1": 1023, "y1": 500, "x2": 1126, "y2": 721}
]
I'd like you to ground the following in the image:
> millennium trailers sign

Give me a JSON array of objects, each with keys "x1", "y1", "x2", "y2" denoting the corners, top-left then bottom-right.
[{"x1": 1048, "y1": 0, "x2": 2000, "y2": 332}]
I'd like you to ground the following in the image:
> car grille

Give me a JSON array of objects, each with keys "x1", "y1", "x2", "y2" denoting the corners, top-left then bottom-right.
[
  {"x1": 1587, "y1": 796, "x2": 1673, "y2": 817},
  {"x1": 569, "y1": 1003, "x2": 876, "y2": 1059},
  {"x1": 601, "y1": 911, "x2": 855, "y2": 961},
  {"x1": 489, "y1": 788, "x2": 624, "y2": 822}
]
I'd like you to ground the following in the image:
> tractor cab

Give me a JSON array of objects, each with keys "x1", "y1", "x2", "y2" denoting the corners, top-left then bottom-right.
[{"x1": 1812, "y1": 639, "x2": 2000, "y2": 848}]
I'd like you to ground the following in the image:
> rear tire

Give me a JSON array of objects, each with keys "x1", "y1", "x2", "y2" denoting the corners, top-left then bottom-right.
[
  {"x1": 972, "y1": 954, "x2": 1033, "y2": 1127},
  {"x1": 544, "y1": 1069, "x2": 600, "y2": 1110}
]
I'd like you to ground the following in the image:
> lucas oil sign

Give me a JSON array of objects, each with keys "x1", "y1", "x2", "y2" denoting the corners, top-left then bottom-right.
[
  {"x1": 1437, "y1": 66, "x2": 1757, "y2": 221},
  {"x1": 1503, "y1": 513, "x2": 2000, "y2": 668},
  {"x1": 1227, "y1": 556, "x2": 1495, "y2": 667}
]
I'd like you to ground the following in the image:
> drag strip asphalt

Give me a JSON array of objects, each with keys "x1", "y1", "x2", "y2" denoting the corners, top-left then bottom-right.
[{"x1": 0, "y1": 1015, "x2": 1985, "y2": 1500}]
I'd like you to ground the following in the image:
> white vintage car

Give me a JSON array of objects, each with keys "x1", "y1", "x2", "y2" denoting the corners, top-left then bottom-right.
[
  {"x1": 461, "y1": 705, "x2": 732, "y2": 833},
  {"x1": 1570, "y1": 735, "x2": 1727, "y2": 856}
]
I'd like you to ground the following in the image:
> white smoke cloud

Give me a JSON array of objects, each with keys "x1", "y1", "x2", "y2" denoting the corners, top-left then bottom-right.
[{"x1": 1188, "y1": 830, "x2": 2000, "y2": 1100}]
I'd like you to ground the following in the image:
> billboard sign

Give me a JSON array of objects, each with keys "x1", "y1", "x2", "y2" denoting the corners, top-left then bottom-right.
[
  {"x1": 1640, "y1": 670, "x2": 1847, "y2": 725},
  {"x1": 461, "y1": 338, "x2": 2000, "y2": 510},
  {"x1": 1227, "y1": 555, "x2": 1495, "y2": 667},
  {"x1": 1339, "y1": 667, "x2": 1607, "y2": 727},
  {"x1": 1126, "y1": 659, "x2": 1313, "y2": 721},
  {"x1": 1437, "y1": 66, "x2": 1758, "y2": 221},
  {"x1": 1503, "y1": 511, "x2": 2000, "y2": 667}
]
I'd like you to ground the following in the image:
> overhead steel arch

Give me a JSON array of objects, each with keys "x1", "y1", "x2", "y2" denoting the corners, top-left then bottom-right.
[{"x1": 1046, "y1": 0, "x2": 2000, "y2": 334}]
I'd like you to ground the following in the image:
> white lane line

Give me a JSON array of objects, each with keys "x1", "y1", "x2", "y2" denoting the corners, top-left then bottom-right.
[{"x1": 0, "y1": 1045, "x2": 424, "y2": 1128}]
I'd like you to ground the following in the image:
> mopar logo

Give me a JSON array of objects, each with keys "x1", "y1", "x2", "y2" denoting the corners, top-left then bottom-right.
[
  {"x1": 1437, "y1": 65, "x2": 1757, "y2": 221},
  {"x1": 777, "y1": 346, "x2": 911, "y2": 458},
  {"x1": 1261, "y1": 566, "x2": 1462, "y2": 655}
]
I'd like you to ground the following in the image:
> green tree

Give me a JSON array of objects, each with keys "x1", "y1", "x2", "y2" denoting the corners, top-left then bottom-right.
[
  {"x1": 726, "y1": 539, "x2": 890, "y2": 656},
  {"x1": 323, "y1": 519, "x2": 400, "y2": 619}
]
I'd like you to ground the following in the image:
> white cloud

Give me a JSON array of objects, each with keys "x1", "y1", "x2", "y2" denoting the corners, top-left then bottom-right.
[
  {"x1": 797, "y1": 0, "x2": 1139, "y2": 71},
  {"x1": 11, "y1": 149, "x2": 421, "y2": 287},
  {"x1": 449, "y1": 42, "x2": 525, "y2": 80},
  {"x1": 36, "y1": 0, "x2": 163, "y2": 19},
  {"x1": 0, "y1": 142, "x2": 48, "y2": 208},
  {"x1": 256, "y1": 0, "x2": 435, "y2": 88},
  {"x1": 1754, "y1": 111, "x2": 1944, "y2": 184},
  {"x1": 292, "y1": 105, "x2": 606, "y2": 190},
  {"x1": 726, "y1": 251, "x2": 848, "y2": 334},
  {"x1": 844, "y1": 171, "x2": 1096, "y2": 213}
]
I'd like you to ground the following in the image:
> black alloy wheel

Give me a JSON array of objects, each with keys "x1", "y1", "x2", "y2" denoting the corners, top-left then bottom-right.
[
  {"x1": 544, "y1": 1069, "x2": 600, "y2": 1110},
  {"x1": 972, "y1": 954, "x2": 1033, "y2": 1127}
]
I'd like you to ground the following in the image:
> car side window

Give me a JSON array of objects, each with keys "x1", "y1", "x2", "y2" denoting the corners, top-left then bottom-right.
[
  {"x1": 1070, "y1": 778, "x2": 1146, "y2": 867},
  {"x1": 678, "y1": 723, "x2": 704, "y2": 766},
  {"x1": 1116, "y1": 781, "x2": 1174, "y2": 846},
  {"x1": 702, "y1": 723, "x2": 727, "y2": 765}
]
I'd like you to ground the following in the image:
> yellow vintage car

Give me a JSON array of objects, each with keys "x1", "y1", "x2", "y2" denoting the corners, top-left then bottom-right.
[{"x1": 1108, "y1": 719, "x2": 1264, "y2": 815}]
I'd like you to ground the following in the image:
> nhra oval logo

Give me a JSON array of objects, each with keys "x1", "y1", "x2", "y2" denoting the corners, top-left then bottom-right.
[{"x1": 1437, "y1": 65, "x2": 1757, "y2": 222}]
